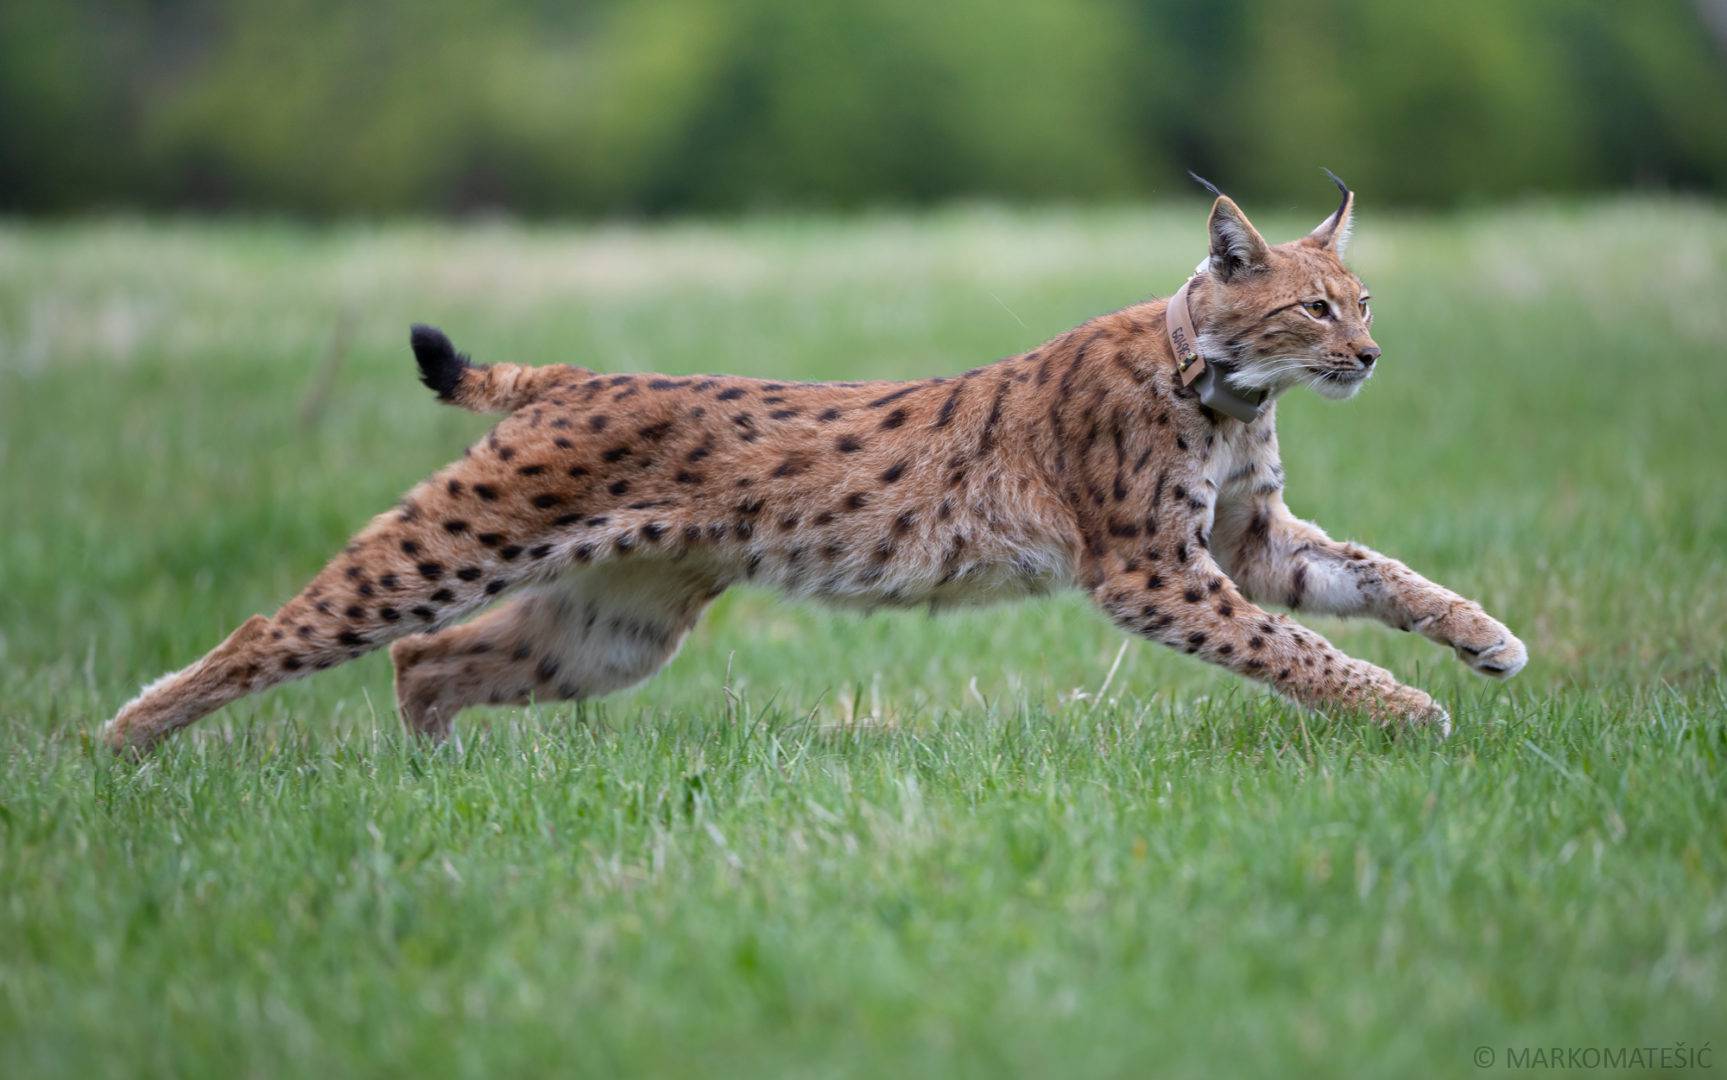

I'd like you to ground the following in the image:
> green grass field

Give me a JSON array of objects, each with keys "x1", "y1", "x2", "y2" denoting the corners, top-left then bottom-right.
[{"x1": 3, "y1": 202, "x2": 1725, "y2": 1077}]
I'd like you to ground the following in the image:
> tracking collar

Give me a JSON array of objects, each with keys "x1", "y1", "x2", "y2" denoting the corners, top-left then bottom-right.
[{"x1": 1166, "y1": 277, "x2": 1267, "y2": 423}]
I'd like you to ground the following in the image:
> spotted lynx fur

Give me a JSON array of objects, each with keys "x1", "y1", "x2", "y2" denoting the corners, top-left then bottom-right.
[{"x1": 107, "y1": 180, "x2": 1526, "y2": 752}]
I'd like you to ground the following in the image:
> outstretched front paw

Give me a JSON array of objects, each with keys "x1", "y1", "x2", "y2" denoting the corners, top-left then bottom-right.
[
  {"x1": 1454, "y1": 631, "x2": 1527, "y2": 679},
  {"x1": 1418, "y1": 606, "x2": 1528, "y2": 679}
]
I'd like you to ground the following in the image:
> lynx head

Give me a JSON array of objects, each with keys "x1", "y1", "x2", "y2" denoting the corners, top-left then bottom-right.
[{"x1": 1186, "y1": 172, "x2": 1379, "y2": 401}]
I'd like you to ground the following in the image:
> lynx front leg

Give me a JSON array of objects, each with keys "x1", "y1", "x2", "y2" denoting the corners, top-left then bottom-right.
[
  {"x1": 1217, "y1": 500, "x2": 1528, "y2": 679},
  {"x1": 1090, "y1": 554, "x2": 1450, "y2": 733}
]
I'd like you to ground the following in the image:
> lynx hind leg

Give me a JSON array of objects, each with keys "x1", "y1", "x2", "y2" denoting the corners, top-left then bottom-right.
[
  {"x1": 103, "y1": 543, "x2": 504, "y2": 755},
  {"x1": 103, "y1": 614, "x2": 282, "y2": 753},
  {"x1": 391, "y1": 560, "x2": 724, "y2": 739},
  {"x1": 103, "y1": 460, "x2": 578, "y2": 754}
]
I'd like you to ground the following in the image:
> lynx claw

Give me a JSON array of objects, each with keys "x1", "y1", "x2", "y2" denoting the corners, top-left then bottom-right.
[
  {"x1": 1456, "y1": 633, "x2": 1527, "y2": 679},
  {"x1": 1430, "y1": 606, "x2": 1527, "y2": 680}
]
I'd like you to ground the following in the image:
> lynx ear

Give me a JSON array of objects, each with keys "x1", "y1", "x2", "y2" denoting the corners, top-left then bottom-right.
[
  {"x1": 1307, "y1": 168, "x2": 1354, "y2": 254},
  {"x1": 1207, "y1": 195, "x2": 1270, "y2": 280}
]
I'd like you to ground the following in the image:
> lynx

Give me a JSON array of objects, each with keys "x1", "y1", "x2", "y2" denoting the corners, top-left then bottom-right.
[{"x1": 106, "y1": 176, "x2": 1526, "y2": 752}]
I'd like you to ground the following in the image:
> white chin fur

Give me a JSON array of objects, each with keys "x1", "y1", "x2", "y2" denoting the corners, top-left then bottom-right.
[
  {"x1": 1311, "y1": 374, "x2": 1366, "y2": 400},
  {"x1": 1223, "y1": 357, "x2": 1368, "y2": 401}
]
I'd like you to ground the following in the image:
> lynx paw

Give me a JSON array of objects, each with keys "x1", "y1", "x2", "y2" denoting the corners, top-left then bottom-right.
[
  {"x1": 1455, "y1": 632, "x2": 1526, "y2": 679},
  {"x1": 1383, "y1": 685, "x2": 1451, "y2": 736},
  {"x1": 1416, "y1": 607, "x2": 1528, "y2": 679}
]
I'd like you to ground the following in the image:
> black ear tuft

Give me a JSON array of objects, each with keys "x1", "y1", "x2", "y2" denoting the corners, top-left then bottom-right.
[
  {"x1": 410, "y1": 323, "x2": 468, "y2": 401},
  {"x1": 1321, "y1": 167, "x2": 1351, "y2": 214},
  {"x1": 1308, "y1": 168, "x2": 1357, "y2": 254},
  {"x1": 1186, "y1": 170, "x2": 1227, "y2": 199}
]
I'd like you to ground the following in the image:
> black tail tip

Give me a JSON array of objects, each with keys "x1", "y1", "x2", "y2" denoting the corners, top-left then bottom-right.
[{"x1": 410, "y1": 323, "x2": 466, "y2": 400}]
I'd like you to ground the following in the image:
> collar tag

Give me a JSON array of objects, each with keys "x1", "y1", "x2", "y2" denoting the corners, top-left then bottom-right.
[{"x1": 1166, "y1": 277, "x2": 1268, "y2": 423}]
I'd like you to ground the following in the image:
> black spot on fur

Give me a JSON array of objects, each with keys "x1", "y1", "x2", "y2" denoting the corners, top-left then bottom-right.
[
  {"x1": 934, "y1": 383, "x2": 965, "y2": 427},
  {"x1": 869, "y1": 385, "x2": 920, "y2": 408}
]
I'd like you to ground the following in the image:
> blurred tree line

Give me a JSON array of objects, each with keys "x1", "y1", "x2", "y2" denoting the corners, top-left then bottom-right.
[{"x1": 2, "y1": 0, "x2": 1724, "y2": 217}]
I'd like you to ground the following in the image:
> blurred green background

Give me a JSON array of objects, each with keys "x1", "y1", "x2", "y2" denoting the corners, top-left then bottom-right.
[{"x1": 4, "y1": 0, "x2": 1725, "y2": 217}]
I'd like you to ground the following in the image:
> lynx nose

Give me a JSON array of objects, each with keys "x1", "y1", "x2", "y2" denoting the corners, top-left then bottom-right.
[{"x1": 1355, "y1": 346, "x2": 1380, "y2": 368}]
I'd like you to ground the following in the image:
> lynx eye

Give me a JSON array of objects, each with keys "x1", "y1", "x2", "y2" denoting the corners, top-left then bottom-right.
[{"x1": 1303, "y1": 300, "x2": 1330, "y2": 318}]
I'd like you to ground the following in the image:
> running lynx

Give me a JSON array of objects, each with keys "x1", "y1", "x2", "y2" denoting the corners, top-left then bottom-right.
[{"x1": 107, "y1": 176, "x2": 1526, "y2": 752}]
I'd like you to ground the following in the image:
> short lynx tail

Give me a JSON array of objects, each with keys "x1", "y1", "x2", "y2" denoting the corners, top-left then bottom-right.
[{"x1": 410, "y1": 324, "x2": 589, "y2": 414}]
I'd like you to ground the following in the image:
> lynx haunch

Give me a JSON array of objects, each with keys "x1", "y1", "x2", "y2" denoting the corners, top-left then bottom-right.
[{"x1": 107, "y1": 177, "x2": 1526, "y2": 752}]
